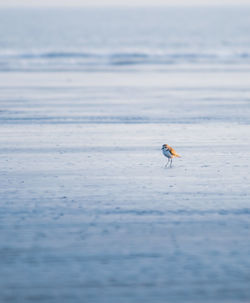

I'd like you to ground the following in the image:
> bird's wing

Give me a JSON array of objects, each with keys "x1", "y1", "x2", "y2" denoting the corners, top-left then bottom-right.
[{"x1": 169, "y1": 146, "x2": 181, "y2": 157}]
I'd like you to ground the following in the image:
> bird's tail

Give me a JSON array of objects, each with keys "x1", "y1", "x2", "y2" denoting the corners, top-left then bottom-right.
[{"x1": 175, "y1": 153, "x2": 181, "y2": 158}]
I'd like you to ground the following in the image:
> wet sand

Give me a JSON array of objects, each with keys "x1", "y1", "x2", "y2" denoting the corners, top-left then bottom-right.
[{"x1": 1, "y1": 70, "x2": 250, "y2": 302}]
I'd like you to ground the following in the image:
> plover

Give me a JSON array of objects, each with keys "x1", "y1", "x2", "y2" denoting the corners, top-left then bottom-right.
[{"x1": 161, "y1": 144, "x2": 181, "y2": 167}]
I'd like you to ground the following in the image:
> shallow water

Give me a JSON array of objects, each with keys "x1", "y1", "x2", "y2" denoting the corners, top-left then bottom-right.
[{"x1": 0, "y1": 7, "x2": 250, "y2": 303}]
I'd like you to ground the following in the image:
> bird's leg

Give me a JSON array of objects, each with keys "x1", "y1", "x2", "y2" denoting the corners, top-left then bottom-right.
[
  {"x1": 170, "y1": 158, "x2": 173, "y2": 167},
  {"x1": 165, "y1": 158, "x2": 170, "y2": 168}
]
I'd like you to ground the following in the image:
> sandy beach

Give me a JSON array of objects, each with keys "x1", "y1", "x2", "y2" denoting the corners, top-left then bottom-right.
[{"x1": 1, "y1": 69, "x2": 250, "y2": 302}]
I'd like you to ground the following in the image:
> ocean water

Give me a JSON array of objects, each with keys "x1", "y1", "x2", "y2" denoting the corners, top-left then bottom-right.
[
  {"x1": 1, "y1": 7, "x2": 250, "y2": 71},
  {"x1": 1, "y1": 7, "x2": 250, "y2": 303}
]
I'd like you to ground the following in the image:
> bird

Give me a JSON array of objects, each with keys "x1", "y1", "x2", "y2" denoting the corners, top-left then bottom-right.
[{"x1": 161, "y1": 144, "x2": 181, "y2": 167}]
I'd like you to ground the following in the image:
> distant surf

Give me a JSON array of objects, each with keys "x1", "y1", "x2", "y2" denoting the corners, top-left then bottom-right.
[
  {"x1": 1, "y1": 6, "x2": 250, "y2": 71},
  {"x1": 1, "y1": 50, "x2": 250, "y2": 71}
]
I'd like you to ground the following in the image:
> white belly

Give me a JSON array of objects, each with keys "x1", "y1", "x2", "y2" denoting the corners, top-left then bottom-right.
[{"x1": 162, "y1": 148, "x2": 172, "y2": 158}]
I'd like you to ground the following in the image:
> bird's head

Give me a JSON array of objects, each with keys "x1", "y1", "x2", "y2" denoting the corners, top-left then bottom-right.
[{"x1": 161, "y1": 144, "x2": 168, "y2": 150}]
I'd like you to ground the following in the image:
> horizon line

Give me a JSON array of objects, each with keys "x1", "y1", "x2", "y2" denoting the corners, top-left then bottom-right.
[{"x1": 1, "y1": 3, "x2": 250, "y2": 7}]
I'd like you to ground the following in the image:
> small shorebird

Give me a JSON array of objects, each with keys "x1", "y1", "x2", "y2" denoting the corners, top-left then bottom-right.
[{"x1": 161, "y1": 144, "x2": 181, "y2": 167}]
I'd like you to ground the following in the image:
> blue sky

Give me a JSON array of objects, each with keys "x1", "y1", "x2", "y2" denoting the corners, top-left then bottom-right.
[{"x1": 1, "y1": 0, "x2": 250, "y2": 6}]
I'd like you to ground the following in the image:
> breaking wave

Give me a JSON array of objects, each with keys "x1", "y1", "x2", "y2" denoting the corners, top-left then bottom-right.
[{"x1": 1, "y1": 50, "x2": 250, "y2": 71}]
